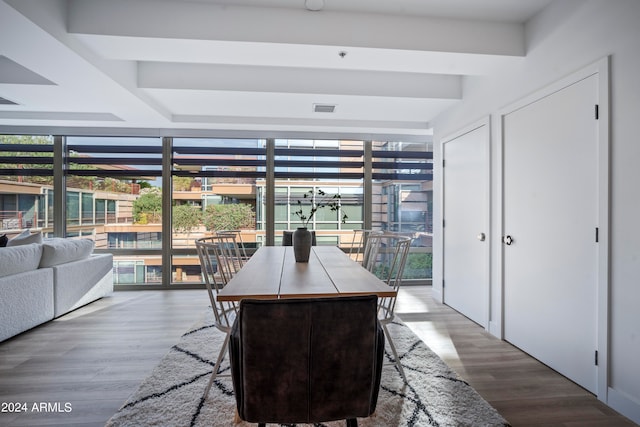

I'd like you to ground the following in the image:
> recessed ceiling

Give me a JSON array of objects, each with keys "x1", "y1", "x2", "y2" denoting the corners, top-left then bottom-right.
[
  {"x1": 0, "y1": 96, "x2": 18, "y2": 105},
  {"x1": 0, "y1": 0, "x2": 553, "y2": 137},
  {"x1": 0, "y1": 55, "x2": 55, "y2": 85}
]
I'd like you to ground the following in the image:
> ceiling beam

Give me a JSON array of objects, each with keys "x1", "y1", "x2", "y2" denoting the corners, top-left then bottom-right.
[
  {"x1": 138, "y1": 62, "x2": 462, "y2": 99},
  {"x1": 67, "y1": 0, "x2": 525, "y2": 57}
]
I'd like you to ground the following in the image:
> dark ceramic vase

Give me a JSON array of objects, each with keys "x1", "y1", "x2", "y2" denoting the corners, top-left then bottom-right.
[{"x1": 293, "y1": 227, "x2": 312, "y2": 262}]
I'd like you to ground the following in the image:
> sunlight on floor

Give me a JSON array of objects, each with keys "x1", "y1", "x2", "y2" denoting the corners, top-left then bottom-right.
[
  {"x1": 402, "y1": 320, "x2": 462, "y2": 364},
  {"x1": 395, "y1": 286, "x2": 463, "y2": 367}
]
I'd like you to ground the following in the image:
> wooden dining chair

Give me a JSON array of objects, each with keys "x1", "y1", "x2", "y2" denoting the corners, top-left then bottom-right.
[
  {"x1": 195, "y1": 236, "x2": 240, "y2": 398},
  {"x1": 229, "y1": 295, "x2": 384, "y2": 427},
  {"x1": 363, "y1": 233, "x2": 413, "y2": 382}
]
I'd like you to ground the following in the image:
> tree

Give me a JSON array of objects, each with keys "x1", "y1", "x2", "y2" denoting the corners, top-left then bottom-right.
[
  {"x1": 172, "y1": 204, "x2": 202, "y2": 238},
  {"x1": 202, "y1": 203, "x2": 254, "y2": 231},
  {"x1": 173, "y1": 176, "x2": 193, "y2": 191},
  {"x1": 138, "y1": 181, "x2": 153, "y2": 190},
  {"x1": 132, "y1": 188, "x2": 162, "y2": 224}
]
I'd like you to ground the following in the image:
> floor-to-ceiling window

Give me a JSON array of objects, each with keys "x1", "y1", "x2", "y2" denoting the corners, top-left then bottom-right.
[
  {"x1": 1, "y1": 134, "x2": 432, "y2": 287},
  {"x1": 269, "y1": 139, "x2": 364, "y2": 248},
  {"x1": 66, "y1": 136, "x2": 163, "y2": 285},
  {"x1": 372, "y1": 141, "x2": 433, "y2": 281},
  {"x1": 171, "y1": 138, "x2": 265, "y2": 284}
]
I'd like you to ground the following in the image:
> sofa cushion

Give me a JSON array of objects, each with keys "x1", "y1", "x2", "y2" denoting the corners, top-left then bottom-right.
[
  {"x1": 40, "y1": 238, "x2": 95, "y2": 268},
  {"x1": 0, "y1": 243, "x2": 44, "y2": 278},
  {"x1": 6, "y1": 230, "x2": 43, "y2": 247}
]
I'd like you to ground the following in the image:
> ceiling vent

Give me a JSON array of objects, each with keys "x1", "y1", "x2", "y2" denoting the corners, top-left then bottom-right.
[
  {"x1": 313, "y1": 104, "x2": 336, "y2": 113},
  {"x1": 0, "y1": 96, "x2": 18, "y2": 105}
]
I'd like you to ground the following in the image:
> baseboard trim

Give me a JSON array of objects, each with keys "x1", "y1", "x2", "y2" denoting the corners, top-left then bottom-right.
[{"x1": 607, "y1": 387, "x2": 640, "y2": 424}]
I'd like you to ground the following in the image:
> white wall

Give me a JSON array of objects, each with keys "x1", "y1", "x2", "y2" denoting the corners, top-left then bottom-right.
[{"x1": 431, "y1": 0, "x2": 640, "y2": 423}]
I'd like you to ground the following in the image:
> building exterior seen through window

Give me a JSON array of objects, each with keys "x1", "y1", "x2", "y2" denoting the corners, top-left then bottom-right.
[{"x1": 1, "y1": 135, "x2": 432, "y2": 286}]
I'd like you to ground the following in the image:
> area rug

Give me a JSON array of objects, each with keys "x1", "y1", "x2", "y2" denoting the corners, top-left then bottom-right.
[{"x1": 106, "y1": 311, "x2": 510, "y2": 427}]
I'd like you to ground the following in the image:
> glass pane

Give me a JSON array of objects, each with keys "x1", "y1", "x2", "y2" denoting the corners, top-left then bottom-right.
[
  {"x1": 342, "y1": 204, "x2": 363, "y2": 221},
  {"x1": 316, "y1": 235, "x2": 339, "y2": 245},
  {"x1": 113, "y1": 256, "x2": 162, "y2": 284},
  {"x1": 95, "y1": 199, "x2": 106, "y2": 224},
  {"x1": 171, "y1": 138, "x2": 263, "y2": 284},
  {"x1": 315, "y1": 223, "x2": 339, "y2": 230},
  {"x1": 66, "y1": 192, "x2": 80, "y2": 227},
  {"x1": 0, "y1": 135, "x2": 54, "y2": 233},
  {"x1": 82, "y1": 193, "x2": 94, "y2": 223},
  {"x1": 372, "y1": 140, "x2": 433, "y2": 280},
  {"x1": 264, "y1": 140, "x2": 364, "y2": 251},
  {"x1": 315, "y1": 207, "x2": 339, "y2": 221},
  {"x1": 66, "y1": 136, "x2": 163, "y2": 286},
  {"x1": 274, "y1": 139, "x2": 363, "y2": 181},
  {"x1": 273, "y1": 204, "x2": 287, "y2": 221}
]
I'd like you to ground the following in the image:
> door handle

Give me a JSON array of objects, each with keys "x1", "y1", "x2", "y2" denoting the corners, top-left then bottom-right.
[
  {"x1": 477, "y1": 232, "x2": 486, "y2": 242},
  {"x1": 503, "y1": 235, "x2": 514, "y2": 245}
]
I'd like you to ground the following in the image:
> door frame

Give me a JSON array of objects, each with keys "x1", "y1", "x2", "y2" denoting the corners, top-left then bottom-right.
[
  {"x1": 496, "y1": 57, "x2": 610, "y2": 400},
  {"x1": 440, "y1": 116, "x2": 492, "y2": 329}
]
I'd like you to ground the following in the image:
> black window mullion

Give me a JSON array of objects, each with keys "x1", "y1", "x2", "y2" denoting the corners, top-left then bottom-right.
[
  {"x1": 0, "y1": 156, "x2": 54, "y2": 164},
  {"x1": 274, "y1": 148, "x2": 363, "y2": 158},
  {"x1": 372, "y1": 172, "x2": 432, "y2": 181},
  {"x1": 173, "y1": 170, "x2": 265, "y2": 178},
  {"x1": 174, "y1": 158, "x2": 264, "y2": 168},
  {"x1": 69, "y1": 157, "x2": 162, "y2": 166},
  {"x1": 373, "y1": 151, "x2": 433, "y2": 159},
  {"x1": 372, "y1": 161, "x2": 432, "y2": 170},
  {"x1": 274, "y1": 171, "x2": 363, "y2": 180},
  {"x1": 66, "y1": 169, "x2": 163, "y2": 177},
  {"x1": 0, "y1": 168, "x2": 54, "y2": 176},
  {"x1": 0, "y1": 144, "x2": 54, "y2": 153},
  {"x1": 0, "y1": 143, "x2": 54, "y2": 176},
  {"x1": 67, "y1": 144, "x2": 163, "y2": 154},
  {"x1": 173, "y1": 146, "x2": 266, "y2": 156},
  {"x1": 274, "y1": 159, "x2": 364, "y2": 169}
]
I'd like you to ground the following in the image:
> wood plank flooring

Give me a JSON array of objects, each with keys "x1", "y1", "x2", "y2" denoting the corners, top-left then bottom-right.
[
  {"x1": 0, "y1": 286, "x2": 636, "y2": 426},
  {"x1": 395, "y1": 286, "x2": 637, "y2": 427}
]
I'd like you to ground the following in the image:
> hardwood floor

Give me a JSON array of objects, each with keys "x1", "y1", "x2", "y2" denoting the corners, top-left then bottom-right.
[
  {"x1": 0, "y1": 286, "x2": 636, "y2": 426},
  {"x1": 395, "y1": 286, "x2": 637, "y2": 427},
  {"x1": 0, "y1": 290, "x2": 210, "y2": 427}
]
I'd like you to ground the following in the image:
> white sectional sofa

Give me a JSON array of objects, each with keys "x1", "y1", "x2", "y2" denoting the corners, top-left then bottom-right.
[{"x1": 0, "y1": 236, "x2": 113, "y2": 342}]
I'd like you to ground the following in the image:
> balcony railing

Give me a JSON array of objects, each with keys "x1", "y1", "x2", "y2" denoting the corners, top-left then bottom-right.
[{"x1": 0, "y1": 210, "x2": 36, "y2": 231}]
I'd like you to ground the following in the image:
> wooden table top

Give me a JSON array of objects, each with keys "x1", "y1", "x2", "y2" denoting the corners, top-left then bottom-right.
[{"x1": 216, "y1": 246, "x2": 396, "y2": 301}]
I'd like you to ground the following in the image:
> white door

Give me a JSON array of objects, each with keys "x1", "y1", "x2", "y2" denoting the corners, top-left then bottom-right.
[
  {"x1": 503, "y1": 74, "x2": 598, "y2": 393},
  {"x1": 443, "y1": 123, "x2": 489, "y2": 327}
]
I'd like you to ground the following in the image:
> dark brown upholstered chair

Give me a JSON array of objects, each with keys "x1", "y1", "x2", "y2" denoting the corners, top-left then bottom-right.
[
  {"x1": 281, "y1": 230, "x2": 317, "y2": 246},
  {"x1": 229, "y1": 295, "x2": 384, "y2": 427}
]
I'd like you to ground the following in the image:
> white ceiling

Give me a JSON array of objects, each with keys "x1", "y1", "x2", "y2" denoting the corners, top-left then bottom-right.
[{"x1": 0, "y1": 0, "x2": 553, "y2": 138}]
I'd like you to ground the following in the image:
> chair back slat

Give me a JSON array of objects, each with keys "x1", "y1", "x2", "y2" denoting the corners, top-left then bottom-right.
[
  {"x1": 363, "y1": 233, "x2": 412, "y2": 320},
  {"x1": 196, "y1": 236, "x2": 240, "y2": 329},
  {"x1": 216, "y1": 230, "x2": 248, "y2": 261},
  {"x1": 350, "y1": 229, "x2": 381, "y2": 264}
]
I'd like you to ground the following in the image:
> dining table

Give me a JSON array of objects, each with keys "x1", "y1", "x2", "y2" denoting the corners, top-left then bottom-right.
[{"x1": 216, "y1": 245, "x2": 396, "y2": 302}]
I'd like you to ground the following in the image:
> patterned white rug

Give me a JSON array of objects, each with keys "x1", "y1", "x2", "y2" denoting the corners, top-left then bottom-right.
[{"x1": 106, "y1": 311, "x2": 510, "y2": 427}]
